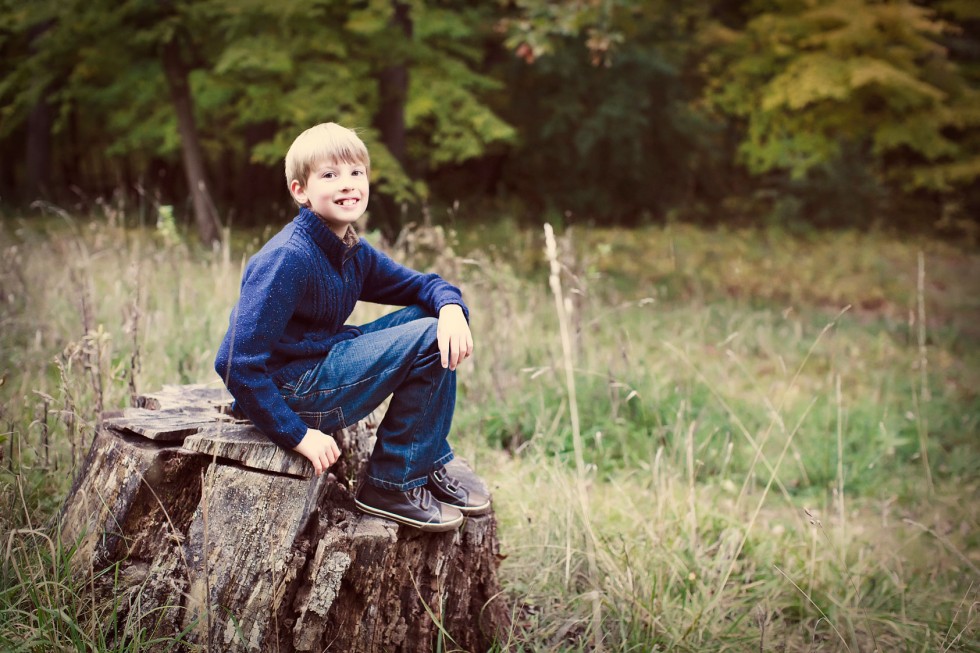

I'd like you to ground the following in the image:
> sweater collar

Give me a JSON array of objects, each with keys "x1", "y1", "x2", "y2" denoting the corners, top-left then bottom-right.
[{"x1": 295, "y1": 206, "x2": 361, "y2": 264}]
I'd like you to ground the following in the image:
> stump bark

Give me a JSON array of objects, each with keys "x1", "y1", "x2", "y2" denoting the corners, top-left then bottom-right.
[{"x1": 59, "y1": 384, "x2": 508, "y2": 652}]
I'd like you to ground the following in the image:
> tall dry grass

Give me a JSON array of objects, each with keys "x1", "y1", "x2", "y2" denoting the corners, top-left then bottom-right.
[{"x1": 0, "y1": 210, "x2": 977, "y2": 651}]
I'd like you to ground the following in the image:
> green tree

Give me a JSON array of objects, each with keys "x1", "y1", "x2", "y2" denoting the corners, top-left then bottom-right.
[
  {"x1": 492, "y1": 0, "x2": 727, "y2": 224},
  {"x1": 156, "y1": 1, "x2": 224, "y2": 246},
  {"x1": 700, "y1": 0, "x2": 980, "y2": 222},
  {"x1": 1, "y1": 0, "x2": 514, "y2": 237},
  {"x1": 0, "y1": 1, "x2": 75, "y2": 198},
  {"x1": 0, "y1": 0, "x2": 224, "y2": 244},
  {"x1": 203, "y1": 0, "x2": 515, "y2": 235}
]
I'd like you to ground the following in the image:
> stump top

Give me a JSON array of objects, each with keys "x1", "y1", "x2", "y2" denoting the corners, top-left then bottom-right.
[
  {"x1": 183, "y1": 424, "x2": 312, "y2": 477},
  {"x1": 105, "y1": 407, "x2": 235, "y2": 442},
  {"x1": 110, "y1": 384, "x2": 316, "y2": 477},
  {"x1": 134, "y1": 383, "x2": 235, "y2": 412}
]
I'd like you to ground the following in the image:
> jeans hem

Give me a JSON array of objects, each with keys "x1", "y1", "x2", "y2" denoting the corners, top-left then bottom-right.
[
  {"x1": 432, "y1": 450, "x2": 455, "y2": 470},
  {"x1": 367, "y1": 474, "x2": 429, "y2": 492},
  {"x1": 367, "y1": 448, "x2": 454, "y2": 491}
]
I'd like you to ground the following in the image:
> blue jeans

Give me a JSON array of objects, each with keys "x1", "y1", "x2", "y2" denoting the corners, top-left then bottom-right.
[{"x1": 278, "y1": 305, "x2": 455, "y2": 491}]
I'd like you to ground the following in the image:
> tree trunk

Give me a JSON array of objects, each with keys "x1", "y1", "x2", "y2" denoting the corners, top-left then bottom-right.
[
  {"x1": 374, "y1": 1, "x2": 413, "y2": 239},
  {"x1": 25, "y1": 21, "x2": 55, "y2": 200},
  {"x1": 59, "y1": 384, "x2": 508, "y2": 652},
  {"x1": 376, "y1": 1, "x2": 410, "y2": 169},
  {"x1": 161, "y1": 39, "x2": 222, "y2": 247},
  {"x1": 25, "y1": 97, "x2": 53, "y2": 199}
]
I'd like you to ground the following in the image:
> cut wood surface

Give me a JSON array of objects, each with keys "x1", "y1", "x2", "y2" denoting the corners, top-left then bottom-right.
[
  {"x1": 104, "y1": 407, "x2": 236, "y2": 442},
  {"x1": 60, "y1": 384, "x2": 507, "y2": 652}
]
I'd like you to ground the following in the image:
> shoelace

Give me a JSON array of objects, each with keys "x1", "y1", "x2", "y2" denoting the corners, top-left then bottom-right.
[{"x1": 432, "y1": 466, "x2": 461, "y2": 494}]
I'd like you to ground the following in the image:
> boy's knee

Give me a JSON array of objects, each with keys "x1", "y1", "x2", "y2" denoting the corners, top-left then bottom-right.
[
  {"x1": 420, "y1": 316, "x2": 439, "y2": 339},
  {"x1": 415, "y1": 317, "x2": 440, "y2": 354}
]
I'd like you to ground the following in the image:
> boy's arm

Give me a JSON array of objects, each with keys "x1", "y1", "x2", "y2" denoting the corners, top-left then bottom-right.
[
  {"x1": 359, "y1": 243, "x2": 473, "y2": 368},
  {"x1": 358, "y1": 242, "x2": 469, "y2": 319},
  {"x1": 214, "y1": 251, "x2": 311, "y2": 450}
]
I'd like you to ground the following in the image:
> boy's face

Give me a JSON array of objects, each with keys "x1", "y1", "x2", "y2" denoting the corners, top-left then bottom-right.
[{"x1": 290, "y1": 159, "x2": 369, "y2": 237}]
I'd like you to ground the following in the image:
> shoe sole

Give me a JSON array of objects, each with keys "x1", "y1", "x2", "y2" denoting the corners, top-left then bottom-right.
[
  {"x1": 438, "y1": 499, "x2": 492, "y2": 516},
  {"x1": 355, "y1": 498, "x2": 464, "y2": 532}
]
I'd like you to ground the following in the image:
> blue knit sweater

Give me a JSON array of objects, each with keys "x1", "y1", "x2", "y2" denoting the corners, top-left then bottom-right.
[{"x1": 214, "y1": 207, "x2": 468, "y2": 450}]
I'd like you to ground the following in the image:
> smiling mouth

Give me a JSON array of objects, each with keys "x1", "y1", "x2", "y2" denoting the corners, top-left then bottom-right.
[{"x1": 335, "y1": 198, "x2": 359, "y2": 206}]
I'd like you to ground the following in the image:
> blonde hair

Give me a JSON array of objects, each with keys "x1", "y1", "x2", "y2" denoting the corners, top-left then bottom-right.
[{"x1": 284, "y1": 123, "x2": 371, "y2": 195}]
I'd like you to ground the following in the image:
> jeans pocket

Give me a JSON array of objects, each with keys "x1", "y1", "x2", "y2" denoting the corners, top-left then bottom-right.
[{"x1": 295, "y1": 407, "x2": 347, "y2": 434}]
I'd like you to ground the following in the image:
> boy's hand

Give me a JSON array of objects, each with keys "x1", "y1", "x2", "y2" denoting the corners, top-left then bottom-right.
[
  {"x1": 293, "y1": 428, "x2": 340, "y2": 476},
  {"x1": 438, "y1": 304, "x2": 473, "y2": 371}
]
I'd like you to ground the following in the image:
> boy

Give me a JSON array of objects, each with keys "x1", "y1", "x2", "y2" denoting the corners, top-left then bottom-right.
[{"x1": 214, "y1": 122, "x2": 489, "y2": 532}]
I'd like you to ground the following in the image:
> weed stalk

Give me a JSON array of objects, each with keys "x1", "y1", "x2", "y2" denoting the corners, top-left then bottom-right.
[
  {"x1": 915, "y1": 251, "x2": 934, "y2": 496},
  {"x1": 544, "y1": 223, "x2": 603, "y2": 649}
]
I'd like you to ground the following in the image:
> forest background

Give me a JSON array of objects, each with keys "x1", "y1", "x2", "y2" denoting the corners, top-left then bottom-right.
[
  {"x1": 2, "y1": 0, "x2": 979, "y2": 239},
  {"x1": 1, "y1": 0, "x2": 979, "y2": 651}
]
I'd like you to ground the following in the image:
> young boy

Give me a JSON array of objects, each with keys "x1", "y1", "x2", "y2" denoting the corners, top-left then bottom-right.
[{"x1": 214, "y1": 122, "x2": 489, "y2": 532}]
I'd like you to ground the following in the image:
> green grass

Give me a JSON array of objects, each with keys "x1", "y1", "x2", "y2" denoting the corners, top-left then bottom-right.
[{"x1": 1, "y1": 211, "x2": 978, "y2": 651}]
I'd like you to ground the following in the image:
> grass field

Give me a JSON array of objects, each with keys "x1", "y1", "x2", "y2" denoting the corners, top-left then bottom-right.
[{"x1": 1, "y1": 209, "x2": 978, "y2": 651}]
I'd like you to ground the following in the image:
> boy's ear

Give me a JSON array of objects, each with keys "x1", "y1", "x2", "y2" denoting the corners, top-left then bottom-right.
[{"x1": 289, "y1": 179, "x2": 309, "y2": 205}]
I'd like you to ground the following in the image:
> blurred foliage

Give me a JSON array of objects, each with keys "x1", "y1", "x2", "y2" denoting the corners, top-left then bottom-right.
[
  {"x1": 493, "y1": 4, "x2": 728, "y2": 224},
  {"x1": 701, "y1": 0, "x2": 980, "y2": 200},
  {"x1": 0, "y1": 0, "x2": 977, "y2": 231}
]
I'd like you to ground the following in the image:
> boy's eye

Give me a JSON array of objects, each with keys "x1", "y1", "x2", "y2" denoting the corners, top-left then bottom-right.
[
  {"x1": 352, "y1": 169, "x2": 364, "y2": 176},
  {"x1": 322, "y1": 171, "x2": 336, "y2": 179}
]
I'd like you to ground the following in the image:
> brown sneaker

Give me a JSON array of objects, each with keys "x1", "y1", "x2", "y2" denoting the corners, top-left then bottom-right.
[{"x1": 355, "y1": 483, "x2": 464, "y2": 532}]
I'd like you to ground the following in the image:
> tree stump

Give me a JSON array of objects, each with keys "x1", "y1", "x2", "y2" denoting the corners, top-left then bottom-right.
[{"x1": 59, "y1": 384, "x2": 508, "y2": 652}]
